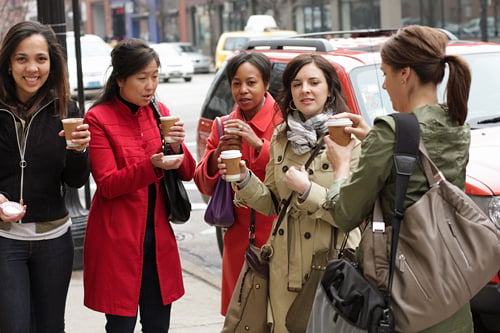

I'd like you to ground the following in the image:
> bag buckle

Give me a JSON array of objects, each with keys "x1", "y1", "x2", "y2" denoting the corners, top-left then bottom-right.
[
  {"x1": 377, "y1": 308, "x2": 394, "y2": 333},
  {"x1": 372, "y1": 221, "x2": 386, "y2": 232},
  {"x1": 260, "y1": 244, "x2": 274, "y2": 261}
]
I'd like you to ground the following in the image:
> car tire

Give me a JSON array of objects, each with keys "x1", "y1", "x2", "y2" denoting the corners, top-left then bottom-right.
[{"x1": 184, "y1": 77, "x2": 192, "y2": 82}]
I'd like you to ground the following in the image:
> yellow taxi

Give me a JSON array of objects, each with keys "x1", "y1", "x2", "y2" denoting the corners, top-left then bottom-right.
[{"x1": 214, "y1": 29, "x2": 297, "y2": 70}]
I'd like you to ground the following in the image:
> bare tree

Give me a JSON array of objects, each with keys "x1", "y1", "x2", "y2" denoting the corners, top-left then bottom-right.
[{"x1": 0, "y1": 0, "x2": 30, "y2": 38}]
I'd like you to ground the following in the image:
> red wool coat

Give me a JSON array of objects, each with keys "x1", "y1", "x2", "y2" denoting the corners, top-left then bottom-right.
[
  {"x1": 194, "y1": 92, "x2": 283, "y2": 315},
  {"x1": 83, "y1": 98, "x2": 195, "y2": 316}
]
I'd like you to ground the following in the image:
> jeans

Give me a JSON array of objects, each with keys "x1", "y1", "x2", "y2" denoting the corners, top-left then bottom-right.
[
  {"x1": 105, "y1": 221, "x2": 172, "y2": 333},
  {"x1": 0, "y1": 229, "x2": 74, "y2": 333}
]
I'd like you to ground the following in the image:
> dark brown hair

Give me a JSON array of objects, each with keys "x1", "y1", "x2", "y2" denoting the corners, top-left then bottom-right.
[
  {"x1": 225, "y1": 51, "x2": 272, "y2": 86},
  {"x1": 275, "y1": 53, "x2": 350, "y2": 132},
  {"x1": 381, "y1": 25, "x2": 471, "y2": 125},
  {"x1": 92, "y1": 38, "x2": 160, "y2": 107},
  {"x1": 0, "y1": 21, "x2": 70, "y2": 118}
]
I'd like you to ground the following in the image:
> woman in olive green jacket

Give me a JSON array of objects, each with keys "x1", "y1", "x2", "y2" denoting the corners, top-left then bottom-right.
[
  {"x1": 325, "y1": 25, "x2": 474, "y2": 332},
  {"x1": 225, "y1": 54, "x2": 361, "y2": 333}
]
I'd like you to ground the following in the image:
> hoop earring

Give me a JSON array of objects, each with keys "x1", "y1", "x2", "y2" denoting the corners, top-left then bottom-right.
[
  {"x1": 289, "y1": 100, "x2": 298, "y2": 111},
  {"x1": 327, "y1": 95, "x2": 336, "y2": 106}
]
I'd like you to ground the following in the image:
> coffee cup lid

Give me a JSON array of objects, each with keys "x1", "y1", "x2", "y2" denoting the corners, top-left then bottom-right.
[
  {"x1": 327, "y1": 118, "x2": 353, "y2": 126},
  {"x1": 1, "y1": 201, "x2": 23, "y2": 216},
  {"x1": 220, "y1": 150, "x2": 242, "y2": 159},
  {"x1": 162, "y1": 154, "x2": 184, "y2": 162}
]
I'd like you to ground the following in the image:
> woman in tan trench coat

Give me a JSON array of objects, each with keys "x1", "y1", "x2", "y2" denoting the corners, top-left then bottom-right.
[{"x1": 219, "y1": 54, "x2": 361, "y2": 332}]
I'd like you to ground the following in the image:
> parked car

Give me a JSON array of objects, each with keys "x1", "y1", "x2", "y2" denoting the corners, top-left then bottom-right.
[
  {"x1": 150, "y1": 43, "x2": 194, "y2": 82},
  {"x1": 66, "y1": 32, "x2": 112, "y2": 98},
  {"x1": 214, "y1": 29, "x2": 297, "y2": 70},
  {"x1": 169, "y1": 42, "x2": 211, "y2": 73},
  {"x1": 197, "y1": 30, "x2": 500, "y2": 333}
]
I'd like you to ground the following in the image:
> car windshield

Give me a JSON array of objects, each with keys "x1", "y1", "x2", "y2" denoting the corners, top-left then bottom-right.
[
  {"x1": 152, "y1": 44, "x2": 181, "y2": 57},
  {"x1": 178, "y1": 44, "x2": 197, "y2": 53},
  {"x1": 350, "y1": 52, "x2": 500, "y2": 129},
  {"x1": 224, "y1": 37, "x2": 250, "y2": 51}
]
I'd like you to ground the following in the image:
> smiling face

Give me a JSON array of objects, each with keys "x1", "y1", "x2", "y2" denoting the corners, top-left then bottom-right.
[
  {"x1": 10, "y1": 34, "x2": 50, "y2": 103},
  {"x1": 291, "y1": 63, "x2": 330, "y2": 120},
  {"x1": 230, "y1": 61, "x2": 268, "y2": 118},
  {"x1": 117, "y1": 59, "x2": 159, "y2": 106}
]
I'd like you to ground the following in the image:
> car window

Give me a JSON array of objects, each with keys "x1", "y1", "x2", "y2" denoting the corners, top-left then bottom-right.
[
  {"x1": 224, "y1": 37, "x2": 250, "y2": 51},
  {"x1": 179, "y1": 44, "x2": 197, "y2": 53},
  {"x1": 459, "y1": 52, "x2": 500, "y2": 127},
  {"x1": 350, "y1": 51, "x2": 500, "y2": 128}
]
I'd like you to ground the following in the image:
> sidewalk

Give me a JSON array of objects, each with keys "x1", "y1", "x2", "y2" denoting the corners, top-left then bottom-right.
[{"x1": 66, "y1": 258, "x2": 225, "y2": 332}]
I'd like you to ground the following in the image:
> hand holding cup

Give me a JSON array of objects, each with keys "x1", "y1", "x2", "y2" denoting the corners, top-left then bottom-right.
[{"x1": 61, "y1": 118, "x2": 90, "y2": 151}]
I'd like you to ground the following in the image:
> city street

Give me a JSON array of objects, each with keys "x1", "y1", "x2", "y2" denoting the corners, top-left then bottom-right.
[{"x1": 68, "y1": 73, "x2": 226, "y2": 332}]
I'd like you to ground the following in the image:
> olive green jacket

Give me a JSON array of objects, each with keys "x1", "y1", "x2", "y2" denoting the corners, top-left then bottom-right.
[
  {"x1": 234, "y1": 123, "x2": 362, "y2": 332},
  {"x1": 326, "y1": 104, "x2": 473, "y2": 333}
]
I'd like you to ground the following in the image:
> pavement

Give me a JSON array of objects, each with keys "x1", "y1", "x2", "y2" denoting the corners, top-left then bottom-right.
[{"x1": 66, "y1": 258, "x2": 225, "y2": 332}]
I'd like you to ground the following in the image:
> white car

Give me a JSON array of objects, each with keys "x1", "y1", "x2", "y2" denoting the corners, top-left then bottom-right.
[
  {"x1": 150, "y1": 43, "x2": 194, "y2": 82},
  {"x1": 66, "y1": 32, "x2": 112, "y2": 98},
  {"x1": 170, "y1": 42, "x2": 211, "y2": 73}
]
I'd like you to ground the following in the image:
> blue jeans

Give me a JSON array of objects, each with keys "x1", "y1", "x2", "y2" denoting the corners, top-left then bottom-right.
[
  {"x1": 0, "y1": 229, "x2": 74, "y2": 333},
  {"x1": 105, "y1": 222, "x2": 172, "y2": 333}
]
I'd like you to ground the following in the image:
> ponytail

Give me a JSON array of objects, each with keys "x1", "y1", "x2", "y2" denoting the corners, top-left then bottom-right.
[{"x1": 445, "y1": 55, "x2": 471, "y2": 125}]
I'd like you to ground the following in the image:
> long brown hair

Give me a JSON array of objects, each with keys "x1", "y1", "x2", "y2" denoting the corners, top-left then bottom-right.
[
  {"x1": 275, "y1": 53, "x2": 350, "y2": 133},
  {"x1": 381, "y1": 25, "x2": 471, "y2": 125},
  {"x1": 0, "y1": 21, "x2": 70, "y2": 119}
]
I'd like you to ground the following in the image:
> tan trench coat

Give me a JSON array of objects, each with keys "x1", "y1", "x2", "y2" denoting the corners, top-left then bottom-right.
[{"x1": 234, "y1": 125, "x2": 362, "y2": 333}]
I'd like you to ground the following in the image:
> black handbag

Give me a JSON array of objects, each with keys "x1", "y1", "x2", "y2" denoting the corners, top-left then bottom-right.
[
  {"x1": 307, "y1": 234, "x2": 394, "y2": 333},
  {"x1": 151, "y1": 100, "x2": 191, "y2": 224}
]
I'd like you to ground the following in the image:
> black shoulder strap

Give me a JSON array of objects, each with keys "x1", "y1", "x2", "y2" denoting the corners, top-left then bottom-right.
[{"x1": 387, "y1": 113, "x2": 420, "y2": 298}]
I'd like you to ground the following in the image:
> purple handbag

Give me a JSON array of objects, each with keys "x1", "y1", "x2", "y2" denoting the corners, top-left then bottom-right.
[{"x1": 204, "y1": 117, "x2": 235, "y2": 228}]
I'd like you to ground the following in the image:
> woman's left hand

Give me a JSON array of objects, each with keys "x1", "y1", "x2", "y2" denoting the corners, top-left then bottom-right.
[
  {"x1": 59, "y1": 123, "x2": 90, "y2": 152},
  {"x1": 224, "y1": 119, "x2": 263, "y2": 152},
  {"x1": 285, "y1": 166, "x2": 311, "y2": 195},
  {"x1": 167, "y1": 120, "x2": 186, "y2": 153},
  {"x1": 151, "y1": 153, "x2": 184, "y2": 170}
]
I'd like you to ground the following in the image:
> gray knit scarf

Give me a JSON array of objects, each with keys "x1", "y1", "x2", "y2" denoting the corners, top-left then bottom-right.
[{"x1": 286, "y1": 109, "x2": 333, "y2": 155}]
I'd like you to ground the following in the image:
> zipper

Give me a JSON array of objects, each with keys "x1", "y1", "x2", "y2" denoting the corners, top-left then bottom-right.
[
  {"x1": 447, "y1": 220, "x2": 471, "y2": 268},
  {"x1": 1, "y1": 100, "x2": 54, "y2": 222},
  {"x1": 398, "y1": 253, "x2": 430, "y2": 300}
]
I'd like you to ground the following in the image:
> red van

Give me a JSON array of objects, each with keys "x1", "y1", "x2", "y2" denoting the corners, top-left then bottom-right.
[{"x1": 197, "y1": 30, "x2": 500, "y2": 332}]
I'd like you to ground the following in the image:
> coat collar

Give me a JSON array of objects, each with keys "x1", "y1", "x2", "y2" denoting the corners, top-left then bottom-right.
[{"x1": 232, "y1": 92, "x2": 282, "y2": 133}]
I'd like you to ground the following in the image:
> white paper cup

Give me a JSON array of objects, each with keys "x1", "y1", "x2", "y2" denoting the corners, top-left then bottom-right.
[
  {"x1": 327, "y1": 118, "x2": 353, "y2": 146},
  {"x1": 220, "y1": 150, "x2": 242, "y2": 182},
  {"x1": 1, "y1": 201, "x2": 23, "y2": 216}
]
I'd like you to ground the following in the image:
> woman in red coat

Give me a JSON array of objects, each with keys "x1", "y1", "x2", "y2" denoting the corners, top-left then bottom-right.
[
  {"x1": 83, "y1": 39, "x2": 195, "y2": 332},
  {"x1": 194, "y1": 52, "x2": 283, "y2": 315}
]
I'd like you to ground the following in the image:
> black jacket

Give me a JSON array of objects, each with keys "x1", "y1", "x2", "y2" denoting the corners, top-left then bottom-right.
[{"x1": 0, "y1": 99, "x2": 90, "y2": 223}]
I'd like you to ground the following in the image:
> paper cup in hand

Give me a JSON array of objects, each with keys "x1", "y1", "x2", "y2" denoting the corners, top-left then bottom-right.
[
  {"x1": 220, "y1": 150, "x2": 242, "y2": 182},
  {"x1": 62, "y1": 118, "x2": 83, "y2": 147},
  {"x1": 327, "y1": 118, "x2": 353, "y2": 146},
  {"x1": 160, "y1": 116, "x2": 180, "y2": 143}
]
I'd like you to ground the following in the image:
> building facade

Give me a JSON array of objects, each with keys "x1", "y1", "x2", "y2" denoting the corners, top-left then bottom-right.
[{"x1": 3, "y1": 1, "x2": 496, "y2": 60}]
